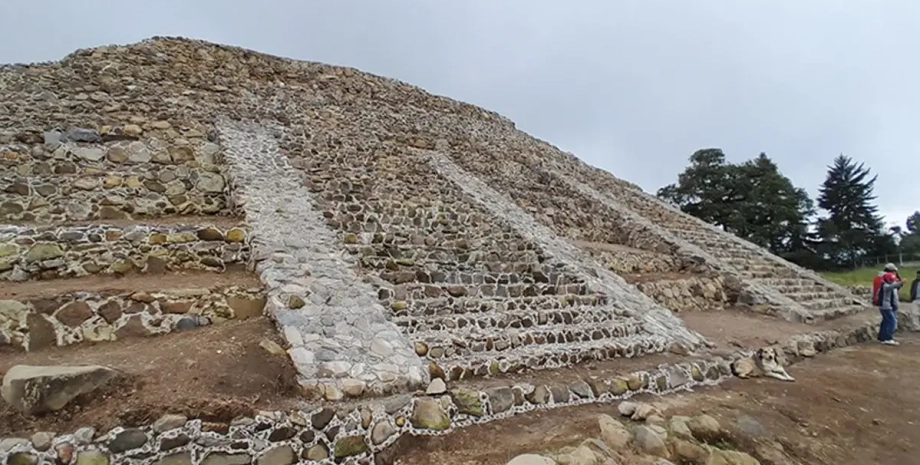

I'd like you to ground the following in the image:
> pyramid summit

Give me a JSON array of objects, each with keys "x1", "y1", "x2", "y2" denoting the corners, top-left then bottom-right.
[{"x1": 0, "y1": 37, "x2": 876, "y2": 463}]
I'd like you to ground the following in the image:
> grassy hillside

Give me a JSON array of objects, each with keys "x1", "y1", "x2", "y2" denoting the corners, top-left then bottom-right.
[{"x1": 823, "y1": 266, "x2": 918, "y2": 302}]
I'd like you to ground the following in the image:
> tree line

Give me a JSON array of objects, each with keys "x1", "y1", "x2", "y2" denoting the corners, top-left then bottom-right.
[{"x1": 656, "y1": 149, "x2": 918, "y2": 271}]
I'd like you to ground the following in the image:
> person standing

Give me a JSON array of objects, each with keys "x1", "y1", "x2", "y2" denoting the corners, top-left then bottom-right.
[{"x1": 878, "y1": 263, "x2": 904, "y2": 345}]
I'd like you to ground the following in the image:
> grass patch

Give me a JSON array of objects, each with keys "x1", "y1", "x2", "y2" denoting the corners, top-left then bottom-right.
[{"x1": 822, "y1": 266, "x2": 918, "y2": 302}]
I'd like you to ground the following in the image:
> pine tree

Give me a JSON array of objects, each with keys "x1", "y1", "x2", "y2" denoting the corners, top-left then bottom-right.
[
  {"x1": 658, "y1": 150, "x2": 815, "y2": 259},
  {"x1": 815, "y1": 155, "x2": 886, "y2": 267}
]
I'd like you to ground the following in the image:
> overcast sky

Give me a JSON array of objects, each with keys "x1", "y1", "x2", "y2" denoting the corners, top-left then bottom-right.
[{"x1": 2, "y1": 1, "x2": 917, "y2": 228}]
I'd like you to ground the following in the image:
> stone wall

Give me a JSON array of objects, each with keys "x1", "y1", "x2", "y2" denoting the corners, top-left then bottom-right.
[
  {"x1": 579, "y1": 244, "x2": 684, "y2": 275},
  {"x1": 1, "y1": 133, "x2": 233, "y2": 223},
  {"x1": 0, "y1": 224, "x2": 250, "y2": 281},
  {"x1": 0, "y1": 317, "x2": 883, "y2": 465},
  {"x1": 0, "y1": 286, "x2": 266, "y2": 351},
  {"x1": 634, "y1": 276, "x2": 730, "y2": 313},
  {"x1": 848, "y1": 285, "x2": 870, "y2": 300}
]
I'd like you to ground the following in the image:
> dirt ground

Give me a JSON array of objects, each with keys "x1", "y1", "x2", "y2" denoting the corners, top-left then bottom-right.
[
  {"x1": 0, "y1": 318, "x2": 302, "y2": 436},
  {"x1": 0, "y1": 267, "x2": 261, "y2": 299},
  {"x1": 388, "y1": 334, "x2": 920, "y2": 465}
]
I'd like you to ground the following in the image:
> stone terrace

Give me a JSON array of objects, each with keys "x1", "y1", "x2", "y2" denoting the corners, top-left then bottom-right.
[{"x1": 0, "y1": 69, "x2": 266, "y2": 352}]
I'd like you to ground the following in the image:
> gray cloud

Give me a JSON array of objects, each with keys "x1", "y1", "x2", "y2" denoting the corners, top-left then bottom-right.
[{"x1": 2, "y1": 0, "x2": 917, "y2": 226}]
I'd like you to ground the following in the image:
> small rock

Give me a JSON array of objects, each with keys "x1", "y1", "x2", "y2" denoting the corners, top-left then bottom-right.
[
  {"x1": 341, "y1": 378, "x2": 366, "y2": 397},
  {"x1": 668, "y1": 416, "x2": 694, "y2": 440},
  {"x1": 688, "y1": 415, "x2": 721, "y2": 441},
  {"x1": 426, "y1": 378, "x2": 447, "y2": 395},
  {"x1": 303, "y1": 444, "x2": 329, "y2": 461},
  {"x1": 646, "y1": 414, "x2": 667, "y2": 426},
  {"x1": 73, "y1": 427, "x2": 95, "y2": 444},
  {"x1": 0, "y1": 438, "x2": 28, "y2": 452},
  {"x1": 30, "y1": 432, "x2": 54, "y2": 451},
  {"x1": 287, "y1": 295, "x2": 305, "y2": 309},
  {"x1": 371, "y1": 420, "x2": 397, "y2": 445},
  {"x1": 633, "y1": 425, "x2": 668, "y2": 458},
  {"x1": 1, "y1": 365, "x2": 117, "y2": 415},
  {"x1": 451, "y1": 389, "x2": 485, "y2": 417},
  {"x1": 107, "y1": 428, "x2": 148, "y2": 453},
  {"x1": 706, "y1": 449, "x2": 760, "y2": 465},
  {"x1": 65, "y1": 128, "x2": 100, "y2": 143},
  {"x1": 617, "y1": 401, "x2": 639, "y2": 417},
  {"x1": 75, "y1": 450, "x2": 110, "y2": 465},
  {"x1": 410, "y1": 398, "x2": 451, "y2": 431},
  {"x1": 598, "y1": 414, "x2": 631, "y2": 449},
  {"x1": 580, "y1": 438, "x2": 615, "y2": 459},
  {"x1": 555, "y1": 445, "x2": 598, "y2": 465},
  {"x1": 6, "y1": 452, "x2": 38, "y2": 465},
  {"x1": 153, "y1": 414, "x2": 189, "y2": 433},
  {"x1": 631, "y1": 403, "x2": 658, "y2": 421},
  {"x1": 55, "y1": 442, "x2": 75, "y2": 463},
  {"x1": 259, "y1": 339, "x2": 286, "y2": 356},
  {"x1": 333, "y1": 436, "x2": 368, "y2": 459},
  {"x1": 506, "y1": 454, "x2": 557, "y2": 465},
  {"x1": 257, "y1": 445, "x2": 295, "y2": 465},
  {"x1": 671, "y1": 439, "x2": 709, "y2": 464}
]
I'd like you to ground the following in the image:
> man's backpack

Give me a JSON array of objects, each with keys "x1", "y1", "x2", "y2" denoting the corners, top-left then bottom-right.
[{"x1": 872, "y1": 273, "x2": 884, "y2": 305}]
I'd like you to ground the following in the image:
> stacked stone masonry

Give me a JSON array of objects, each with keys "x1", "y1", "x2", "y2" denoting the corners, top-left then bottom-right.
[
  {"x1": 0, "y1": 316, "x2": 885, "y2": 465},
  {"x1": 216, "y1": 120, "x2": 427, "y2": 400},
  {"x1": 0, "y1": 223, "x2": 250, "y2": 281},
  {"x1": 0, "y1": 35, "x2": 901, "y2": 465},
  {"x1": 602, "y1": 186, "x2": 870, "y2": 322},
  {"x1": 1, "y1": 133, "x2": 233, "y2": 223},
  {"x1": 0, "y1": 36, "x2": 851, "y2": 383},
  {"x1": 633, "y1": 276, "x2": 729, "y2": 313},
  {"x1": 0, "y1": 286, "x2": 266, "y2": 351}
]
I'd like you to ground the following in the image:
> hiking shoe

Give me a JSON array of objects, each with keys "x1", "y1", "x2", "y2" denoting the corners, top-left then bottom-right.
[{"x1": 881, "y1": 340, "x2": 900, "y2": 346}]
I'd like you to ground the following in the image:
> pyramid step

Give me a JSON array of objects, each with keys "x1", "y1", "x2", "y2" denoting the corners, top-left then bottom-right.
[
  {"x1": 385, "y1": 294, "x2": 611, "y2": 318},
  {"x1": 413, "y1": 320, "x2": 647, "y2": 359},
  {"x1": 800, "y1": 297, "x2": 858, "y2": 311},
  {"x1": 392, "y1": 306, "x2": 630, "y2": 334},
  {"x1": 0, "y1": 172, "x2": 232, "y2": 224},
  {"x1": 428, "y1": 334, "x2": 671, "y2": 381},
  {"x1": 0, "y1": 269, "x2": 265, "y2": 351},
  {"x1": 1, "y1": 221, "x2": 250, "y2": 282}
]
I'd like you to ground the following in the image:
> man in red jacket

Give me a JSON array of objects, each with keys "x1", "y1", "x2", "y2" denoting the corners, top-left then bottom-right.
[{"x1": 877, "y1": 263, "x2": 904, "y2": 345}]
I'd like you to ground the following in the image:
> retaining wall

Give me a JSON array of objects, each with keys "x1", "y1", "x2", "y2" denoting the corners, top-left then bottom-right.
[
  {"x1": 0, "y1": 133, "x2": 233, "y2": 223},
  {"x1": 0, "y1": 286, "x2": 266, "y2": 351},
  {"x1": 634, "y1": 276, "x2": 730, "y2": 312},
  {"x1": 0, "y1": 224, "x2": 250, "y2": 281}
]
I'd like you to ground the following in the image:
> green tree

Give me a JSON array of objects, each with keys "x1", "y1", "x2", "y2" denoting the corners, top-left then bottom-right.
[
  {"x1": 657, "y1": 149, "x2": 739, "y2": 228},
  {"x1": 900, "y1": 211, "x2": 920, "y2": 254},
  {"x1": 658, "y1": 150, "x2": 815, "y2": 258},
  {"x1": 907, "y1": 211, "x2": 920, "y2": 234},
  {"x1": 815, "y1": 154, "x2": 887, "y2": 268}
]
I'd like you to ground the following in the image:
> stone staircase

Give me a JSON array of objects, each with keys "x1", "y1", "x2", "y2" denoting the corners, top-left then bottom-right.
[
  {"x1": 603, "y1": 186, "x2": 868, "y2": 322},
  {"x1": 216, "y1": 117, "x2": 698, "y2": 393}
]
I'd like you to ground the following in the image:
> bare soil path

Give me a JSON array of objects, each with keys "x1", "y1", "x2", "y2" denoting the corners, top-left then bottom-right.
[
  {"x1": 0, "y1": 318, "x2": 302, "y2": 436},
  {"x1": 388, "y1": 334, "x2": 920, "y2": 465}
]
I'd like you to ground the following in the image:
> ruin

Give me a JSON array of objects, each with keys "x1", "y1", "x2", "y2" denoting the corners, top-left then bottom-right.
[{"x1": 0, "y1": 37, "x2": 883, "y2": 465}]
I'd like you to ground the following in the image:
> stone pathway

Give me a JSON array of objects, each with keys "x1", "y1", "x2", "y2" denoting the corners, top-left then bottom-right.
[{"x1": 216, "y1": 119, "x2": 426, "y2": 399}]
